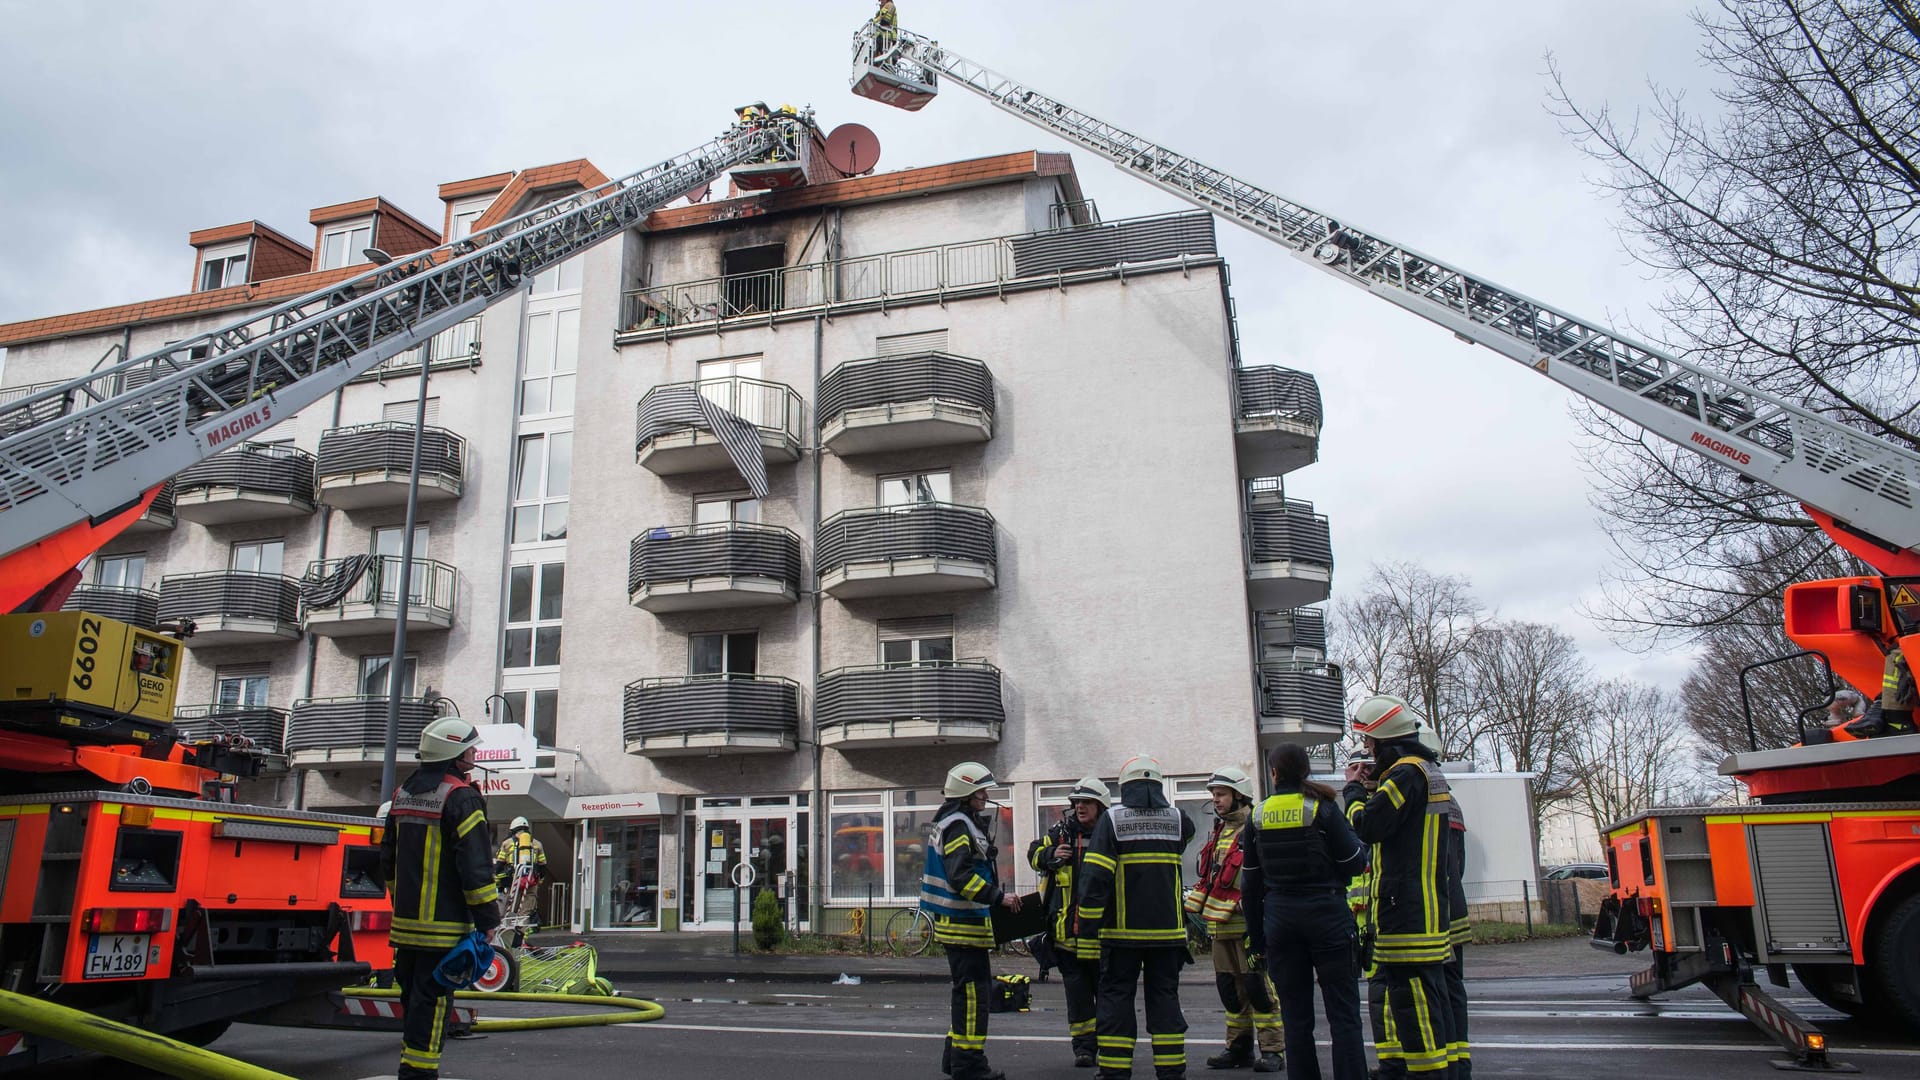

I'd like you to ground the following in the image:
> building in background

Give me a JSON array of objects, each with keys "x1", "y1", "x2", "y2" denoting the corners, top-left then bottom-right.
[{"x1": 0, "y1": 145, "x2": 1343, "y2": 931}]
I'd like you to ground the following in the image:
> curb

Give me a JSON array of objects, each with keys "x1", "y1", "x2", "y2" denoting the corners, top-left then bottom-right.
[{"x1": 597, "y1": 966, "x2": 951, "y2": 985}]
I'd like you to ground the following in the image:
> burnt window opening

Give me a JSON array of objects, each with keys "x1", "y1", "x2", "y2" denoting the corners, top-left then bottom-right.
[{"x1": 723, "y1": 244, "x2": 784, "y2": 316}]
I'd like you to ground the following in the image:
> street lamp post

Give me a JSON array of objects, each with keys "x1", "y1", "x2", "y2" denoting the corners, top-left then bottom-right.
[{"x1": 378, "y1": 303, "x2": 432, "y2": 803}]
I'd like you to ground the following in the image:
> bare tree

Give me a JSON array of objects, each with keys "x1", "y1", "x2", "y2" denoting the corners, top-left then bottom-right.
[
  {"x1": 1464, "y1": 620, "x2": 1588, "y2": 831},
  {"x1": 1570, "y1": 679, "x2": 1695, "y2": 832},
  {"x1": 1329, "y1": 562, "x2": 1489, "y2": 755},
  {"x1": 1551, "y1": 0, "x2": 1919, "y2": 644}
]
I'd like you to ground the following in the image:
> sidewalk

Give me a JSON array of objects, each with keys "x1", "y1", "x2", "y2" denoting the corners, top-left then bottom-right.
[{"x1": 557, "y1": 931, "x2": 1637, "y2": 986}]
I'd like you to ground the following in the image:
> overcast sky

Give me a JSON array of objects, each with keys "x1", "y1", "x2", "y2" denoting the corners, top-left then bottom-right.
[{"x1": 0, "y1": 0, "x2": 1724, "y2": 690}]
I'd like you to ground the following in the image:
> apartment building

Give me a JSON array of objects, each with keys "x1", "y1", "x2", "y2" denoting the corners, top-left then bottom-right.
[{"x1": 0, "y1": 146, "x2": 1342, "y2": 932}]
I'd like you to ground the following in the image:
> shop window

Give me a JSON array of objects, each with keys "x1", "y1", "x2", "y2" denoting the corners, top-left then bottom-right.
[
  {"x1": 828, "y1": 787, "x2": 1012, "y2": 902},
  {"x1": 593, "y1": 818, "x2": 661, "y2": 929}
]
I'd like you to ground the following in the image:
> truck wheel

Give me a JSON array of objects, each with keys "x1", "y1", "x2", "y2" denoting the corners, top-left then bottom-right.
[
  {"x1": 1869, "y1": 892, "x2": 1920, "y2": 1033},
  {"x1": 1791, "y1": 964, "x2": 1872, "y2": 1018},
  {"x1": 169, "y1": 1020, "x2": 232, "y2": 1047}
]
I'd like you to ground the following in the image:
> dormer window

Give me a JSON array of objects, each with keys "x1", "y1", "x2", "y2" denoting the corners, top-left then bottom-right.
[
  {"x1": 319, "y1": 219, "x2": 374, "y2": 270},
  {"x1": 449, "y1": 196, "x2": 491, "y2": 243},
  {"x1": 197, "y1": 241, "x2": 249, "y2": 291}
]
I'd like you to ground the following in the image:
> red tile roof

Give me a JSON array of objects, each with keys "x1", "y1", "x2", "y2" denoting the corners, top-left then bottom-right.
[{"x1": 469, "y1": 160, "x2": 614, "y2": 233}]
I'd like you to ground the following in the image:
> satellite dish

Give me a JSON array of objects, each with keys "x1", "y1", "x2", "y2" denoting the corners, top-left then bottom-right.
[{"x1": 823, "y1": 123, "x2": 882, "y2": 175}]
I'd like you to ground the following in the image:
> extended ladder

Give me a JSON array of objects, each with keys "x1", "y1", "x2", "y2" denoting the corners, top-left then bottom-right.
[
  {"x1": 0, "y1": 118, "x2": 805, "y2": 559},
  {"x1": 851, "y1": 25, "x2": 1920, "y2": 554}
]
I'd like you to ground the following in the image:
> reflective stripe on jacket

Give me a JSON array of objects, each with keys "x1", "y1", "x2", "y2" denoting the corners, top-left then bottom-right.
[
  {"x1": 923, "y1": 805, "x2": 999, "y2": 947},
  {"x1": 1077, "y1": 784, "x2": 1195, "y2": 947},
  {"x1": 494, "y1": 831, "x2": 548, "y2": 891},
  {"x1": 1344, "y1": 754, "x2": 1452, "y2": 965},
  {"x1": 379, "y1": 769, "x2": 500, "y2": 950},
  {"x1": 1186, "y1": 807, "x2": 1249, "y2": 933},
  {"x1": 1029, "y1": 814, "x2": 1101, "y2": 959}
]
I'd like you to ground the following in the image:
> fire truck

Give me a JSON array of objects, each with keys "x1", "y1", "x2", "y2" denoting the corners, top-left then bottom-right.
[
  {"x1": 845, "y1": 19, "x2": 1920, "y2": 1066},
  {"x1": 0, "y1": 110, "x2": 817, "y2": 1068}
]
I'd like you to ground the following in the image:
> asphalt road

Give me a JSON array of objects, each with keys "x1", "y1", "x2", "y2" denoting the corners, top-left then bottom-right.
[{"x1": 26, "y1": 963, "x2": 1920, "y2": 1080}]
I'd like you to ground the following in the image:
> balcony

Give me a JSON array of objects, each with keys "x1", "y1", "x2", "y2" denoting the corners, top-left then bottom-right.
[
  {"x1": 1258, "y1": 661, "x2": 1347, "y2": 745},
  {"x1": 174, "y1": 704, "x2": 289, "y2": 755},
  {"x1": 1235, "y1": 366, "x2": 1322, "y2": 478},
  {"x1": 121, "y1": 481, "x2": 176, "y2": 535},
  {"x1": 621, "y1": 674, "x2": 800, "y2": 757},
  {"x1": 1256, "y1": 608, "x2": 1327, "y2": 661},
  {"x1": 816, "y1": 503, "x2": 997, "y2": 599},
  {"x1": 301, "y1": 556, "x2": 458, "y2": 637},
  {"x1": 635, "y1": 376, "x2": 804, "y2": 477},
  {"x1": 355, "y1": 317, "x2": 482, "y2": 382},
  {"x1": 62, "y1": 584, "x2": 160, "y2": 631},
  {"x1": 619, "y1": 211, "x2": 1219, "y2": 338},
  {"x1": 157, "y1": 571, "x2": 301, "y2": 647},
  {"x1": 173, "y1": 443, "x2": 317, "y2": 524},
  {"x1": 287, "y1": 696, "x2": 439, "y2": 767},
  {"x1": 818, "y1": 353, "x2": 995, "y2": 456},
  {"x1": 816, "y1": 661, "x2": 1005, "y2": 749},
  {"x1": 627, "y1": 523, "x2": 802, "y2": 613},
  {"x1": 316, "y1": 423, "x2": 465, "y2": 510},
  {"x1": 1247, "y1": 498, "x2": 1333, "y2": 610}
]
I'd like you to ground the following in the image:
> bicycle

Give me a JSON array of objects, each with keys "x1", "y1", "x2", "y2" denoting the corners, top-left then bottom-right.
[{"x1": 886, "y1": 906, "x2": 935, "y2": 956}]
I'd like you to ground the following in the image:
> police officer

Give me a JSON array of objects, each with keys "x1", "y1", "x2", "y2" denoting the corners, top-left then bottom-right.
[
  {"x1": 1078, "y1": 754, "x2": 1197, "y2": 1080},
  {"x1": 1418, "y1": 727, "x2": 1471, "y2": 1080},
  {"x1": 493, "y1": 815, "x2": 549, "y2": 937},
  {"x1": 1242, "y1": 744, "x2": 1369, "y2": 1080},
  {"x1": 1030, "y1": 776, "x2": 1112, "y2": 1068},
  {"x1": 379, "y1": 716, "x2": 502, "y2": 1080},
  {"x1": 1188, "y1": 767, "x2": 1283, "y2": 1072},
  {"x1": 1343, "y1": 697, "x2": 1456, "y2": 1079},
  {"x1": 923, "y1": 761, "x2": 1022, "y2": 1080}
]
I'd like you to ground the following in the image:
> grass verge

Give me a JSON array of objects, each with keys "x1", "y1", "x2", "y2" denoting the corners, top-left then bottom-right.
[{"x1": 1470, "y1": 921, "x2": 1585, "y2": 945}]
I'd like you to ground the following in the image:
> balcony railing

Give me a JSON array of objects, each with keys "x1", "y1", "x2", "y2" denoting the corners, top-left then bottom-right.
[
  {"x1": 123, "y1": 480, "x2": 177, "y2": 533},
  {"x1": 157, "y1": 571, "x2": 301, "y2": 646},
  {"x1": 818, "y1": 352, "x2": 996, "y2": 454},
  {"x1": 1235, "y1": 366, "x2": 1323, "y2": 478},
  {"x1": 816, "y1": 503, "x2": 997, "y2": 597},
  {"x1": 62, "y1": 584, "x2": 160, "y2": 630},
  {"x1": 627, "y1": 522, "x2": 802, "y2": 611},
  {"x1": 174, "y1": 704, "x2": 289, "y2": 754},
  {"x1": 620, "y1": 211, "x2": 1218, "y2": 333},
  {"x1": 287, "y1": 696, "x2": 439, "y2": 763},
  {"x1": 636, "y1": 375, "x2": 805, "y2": 449},
  {"x1": 1247, "y1": 499, "x2": 1333, "y2": 610},
  {"x1": 358, "y1": 317, "x2": 482, "y2": 380},
  {"x1": 1258, "y1": 661, "x2": 1347, "y2": 740},
  {"x1": 621, "y1": 674, "x2": 801, "y2": 755},
  {"x1": 301, "y1": 556, "x2": 458, "y2": 635},
  {"x1": 317, "y1": 423, "x2": 465, "y2": 507},
  {"x1": 815, "y1": 661, "x2": 1006, "y2": 747},
  {"x1": 1236, "y1": 366, "x2": 1323, "y2": 428},
  {"x1": 173, "y1": 442, "x2": 317, "y2": 521},
  {"x1": 1256, "y1": 608, "x2": 1327, "y2": 653}
]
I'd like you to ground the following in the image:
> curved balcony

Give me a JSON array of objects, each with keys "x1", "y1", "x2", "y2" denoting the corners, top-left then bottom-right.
[
  {"x1": 1235, "y1": 366, "x2": 1322, "y2": 478},
  {"x1": 816, "y1": 661, "x2": 1005, "y2": 749},
  {"x1": 286, "y1": 696, "x2": 439, "y2": 767},
  {"x1": 173, "y1": 443, "x2": 317, "y2": 524},
  {"x1": 818, "y1": 353, "x2": 995, "y2": 456},
  {"x1": 1247, "y1": 500, "x2": 1333, "y2": 610},
  {"x1": 621, "y1": 674, "x2": 800, "y2": 757},
  {"x1": 122, "y1": 481, "x2": 176, "y2": 535},
  {"x1": 316, "y1": 422, "x2": 465, "y2": 510},
  {"x1": 1258, "y1": 661, "x2": 1346, "y2": 745},
  {"x1": 628, "y1": 523, "x2": 801, "y2": 612},
  {"x1": 1256, "y1": 607, "x2": 1327, "y2": 660},
  {"x1": 174, "y1": 704, "x2": 289, "y2": 755},
  {"x1": 301, "y1": 557, "x2": 458, "y2": 637},
  {"x1": 157, "y1": 571, "x2": 301, "y2": 647},
  {"x1": 62, "y1": 584, "x2": 160, "y2": 631},
  {"x1": 635, "y1": 376, "x2": 804, "y2": 477},
  {"x1": 816, "y1": 503, "x2": 996, "y2": 599}
]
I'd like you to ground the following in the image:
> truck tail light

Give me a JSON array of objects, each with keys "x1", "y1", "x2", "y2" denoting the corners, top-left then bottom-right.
[
  {"x1": 349, "y1": 910, "x2": 392, "y2": 932},
  {"x1": 1636, "y1": 897, "x2": 1654, "y2": 918},
  {"x1": 83, "y1": 907, "x2": 168, "y2": 934}
]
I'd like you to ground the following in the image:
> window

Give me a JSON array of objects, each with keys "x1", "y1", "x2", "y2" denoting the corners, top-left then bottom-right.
[
  {"x1": 694, "y1": 492, "x2": 760, "y2": 529},
  {"x1": 359, "y1": 654, "x2": 417, "y2": 698},
  {"x1": 689, "y1": 631, "x2": 757, "y2": 677},
  {"x1": 381, "y1": 397, "x2": 441, "y2": 426},
  {"x1": 449, "y1": 197, "x2": 491, "y2": 243},
  {"x1": 372, "y1": 525, "x2": 429, "y2": 603},
  {"x1": 319, "y1": 221, "x2": 374, "y2": 270},
  {"x1": 875, "y1": 328, "x2": 949, "y2": 356},
  {"x1": 721, "y1": 244, "x2": 784, "y2": 315},
  {"x1": 95, "y1": 553, "x2": 146, "y2": 590},
  {"x1": 198, "y1": 244, "x2": 249, "y2": 291},
  {"x1": 215, "y1": 667, "x2": 270, "y2": 708},
  {"x1": 696, "y1": 355, "x2": 780, "y2": 429},
  {"x1": 879, "y1": 469, "x2": 951, "y2": 506},
  {"x1": 828, "y1": 787, "x2": 1014, "y2": 902},
  {"x1": 230, "y1": 540, "x2": 284, "y2": 576},
  {"x1": 520, "y1": 309, "x2": 580, "y2": 417},
  {"x1": 495, "y1": 687, "x2": 559, "y2": 749},
  {"x1": 529, "y1": 257, "x2": 583, "y2": 295},
  {"x1": 504, "y1": 562, "x2": 564, "y2": 669},
  {"x1": 511, "y1": 432, "x2": 572, "y2": 543},
  {"x1": 878, "y1": 615, "x2": 954, "y2": 667}
]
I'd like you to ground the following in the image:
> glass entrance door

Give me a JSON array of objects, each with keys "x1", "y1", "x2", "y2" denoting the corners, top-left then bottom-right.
[{"x1": 691, "y1": 808, "x2": 799, "y2": 929}]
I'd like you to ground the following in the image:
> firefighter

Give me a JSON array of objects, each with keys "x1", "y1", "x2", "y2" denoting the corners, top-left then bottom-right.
[
  {"x1": 1187, "y1": 766, "x2": 1283, "y2": 1072},
  {"x1": 379, "y1": 716, "x2": 502, "y2": 1080},
  {"x1": 493, "y1": 816, "x2": 549, "y2": 933},
  {"x1": 1881, "y1": 644, "x2": 1916, "y2": 733},
  {"x1": 924, "y1": 761, "x2": 1022, "y2": 1080},
  {"x1": 1030, "y1": 776, "x2": 1112, "y2": 1068},
  {"x1": 1418, "y1": 726, "x2": 1471, "y2": 1080},
  {"x1": 1342, "y1": 696, "x2": 1455, "y2": 1079},
  {"x1": 1241, "y1": 744, "x2": 1369, "y2": 1080},
  {"x1": 1078, "y1": 754, "x2": 1197, "y2": 1080},
  {"x1": 874, "y1": 0, "x2": 899, "y2": 57}
]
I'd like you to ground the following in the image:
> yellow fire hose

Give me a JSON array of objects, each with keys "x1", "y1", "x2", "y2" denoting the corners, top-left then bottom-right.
[{"x1": 0, "y1": 987, "x2": 663, "y2": 1079}]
